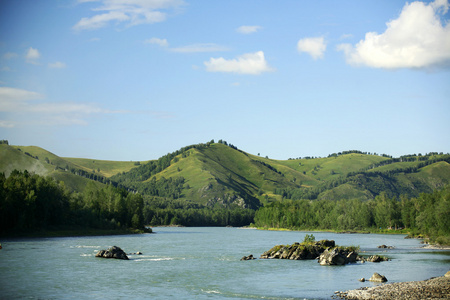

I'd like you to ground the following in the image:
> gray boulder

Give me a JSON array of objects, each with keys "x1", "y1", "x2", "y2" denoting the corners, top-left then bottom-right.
[
  {"x1": 369, "y1": 272, "x2": 388, "y2": 282},
  {"x1": 96, "y1": 246, "x2": 129, "y2": 260},
  {"x1": 318, "y1": 248, "x2": 347, "y2": 265}
]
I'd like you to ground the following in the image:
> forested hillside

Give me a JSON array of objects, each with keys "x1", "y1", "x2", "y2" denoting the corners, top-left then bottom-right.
[{"x1": 1, "y1": 140, "x2": 449, "y2": 240}]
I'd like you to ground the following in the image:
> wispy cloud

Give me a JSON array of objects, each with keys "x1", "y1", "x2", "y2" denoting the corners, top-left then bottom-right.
[
  {"x1": 297, "y1": 37, "x2": 326, "y2": 60},
  {"x1": 204, "y1": 51, "x2": 274, "y2": 75},
  {"x1": 73, "y1": 0, "x2": 185, "y2": 31},
  {"x1": 48, "y1": 61, "x2": 67, "y2": 69},
  {"x1": 337, "y1": 0, "x2": 450, "y2": 70},
  {"x1": 3, "y1": 52, "x2": 18, "y2": 60},
  {"x1": 0, "y1": 87, "x2": 124, "y2": 127},
  {"x1": 144, "y1": 37, "x2": 169, "y2": 47},
  {"x1": 170, "y1": 43, "x2": 229, "y2": 53},
  {"x1": 25, "y1": 47, "x2": 41, "y2": 64},
  {"x1": 145, "y1": 38, "x2": 229, "y2": 53},
  {"x1": 236, "y1": 25, "x2": 262, "y2": 34},
  {"x1": 0, "y1": 87, "x2": 44, "y2": 103},
  {"x1": 0, "y1": 120, "x2": 15, "y2": 128}
]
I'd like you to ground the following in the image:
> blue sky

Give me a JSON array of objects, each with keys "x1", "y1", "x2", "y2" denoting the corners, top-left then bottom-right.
[{"x1": 1, "y1": 0, "x2": 449, "y2": 161}]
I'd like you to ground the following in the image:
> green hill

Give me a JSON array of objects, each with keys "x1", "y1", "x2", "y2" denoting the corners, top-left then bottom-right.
[
  {"x1": 0, "y1": 144, "x2": 143, "y2": 192},
  {"x1": 1, "y1": 141, "x2": 449, "y2": 207}
]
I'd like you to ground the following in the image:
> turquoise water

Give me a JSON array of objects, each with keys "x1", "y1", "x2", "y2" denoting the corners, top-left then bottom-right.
[{"x1": 1, "y1": 227, "x2": 449, "y2": 299}]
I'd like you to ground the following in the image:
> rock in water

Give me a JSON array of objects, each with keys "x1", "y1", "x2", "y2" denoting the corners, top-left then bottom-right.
[
  {"x1": 369, "y1": 272, "x2": 388, "y2": 282},
  {"x1": 241, "y1": 254, "x2": 256, "y2": 261},
  {"x1": 318, "y1": 248, "x2": 346, "y2": 265},
  {"x1": 318, "y1": 248, "x2": 359, "y2": 266},
  {"x1": 366, "y1": 255, "x2": 389, "y2": 262},
  {"x1": 96, "y1": 246, "x2": 129, "y2": 260}
]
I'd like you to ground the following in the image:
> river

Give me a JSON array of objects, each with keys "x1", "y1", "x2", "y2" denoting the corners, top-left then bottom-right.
[{"x1": 0, "y1": 227, "x2": 449, "y2": 299}]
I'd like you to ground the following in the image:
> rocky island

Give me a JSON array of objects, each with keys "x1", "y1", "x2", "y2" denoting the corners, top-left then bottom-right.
[
  {"x1": 259, "y1": 237, "x2": 368, "y2": 266},
  {"x1": 95, "y1": 246, "x2": 129, "y2": 260}
]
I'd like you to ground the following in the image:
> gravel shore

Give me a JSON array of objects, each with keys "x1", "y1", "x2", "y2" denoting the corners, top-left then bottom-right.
[{"x1": 337, "y1": 275, "x2": 450, "y2": 299}]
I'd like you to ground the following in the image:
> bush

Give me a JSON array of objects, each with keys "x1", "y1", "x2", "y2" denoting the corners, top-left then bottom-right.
[{"x1": 302, "y1": 234, "x2": 315, "y2": 244}]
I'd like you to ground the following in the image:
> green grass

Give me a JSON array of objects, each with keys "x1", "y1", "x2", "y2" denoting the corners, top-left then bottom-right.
[
  {"x1": 277, "y1": 153, "x2": 388, "y2": 181},
  {"x1": 64, "y1": 157, "x2": 147, "y2": 178},
  {"x1": 317, "y1": 183, "x2": 374, "y2": 200},
  {"x1": 0, "y1": 145, "x2": 53, "y2": 176}
]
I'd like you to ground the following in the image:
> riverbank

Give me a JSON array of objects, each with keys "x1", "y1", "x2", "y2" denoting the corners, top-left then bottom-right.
[
  {"x1": 254, "y1": 227, "x2": 450, "y2": 247},
  {"x1": 339, "y1": 274, "x2": 450, "y2": 299},
  {"x1": 0, "y1": 227, "x2": 151, "y2": 238}
]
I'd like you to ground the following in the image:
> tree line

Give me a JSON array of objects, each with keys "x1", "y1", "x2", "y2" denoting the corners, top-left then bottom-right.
[
  {"x1": 254, "y1": 186, "x2": 450, "y2": 244},
  {"x1": 0, "y1": 170, "x2": 146, "y2": 234}
]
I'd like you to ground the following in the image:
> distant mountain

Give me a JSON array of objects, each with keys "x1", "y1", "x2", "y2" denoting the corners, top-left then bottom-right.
[{"x1": 1, "y1": 141, "x2": 449, "y2": 209}]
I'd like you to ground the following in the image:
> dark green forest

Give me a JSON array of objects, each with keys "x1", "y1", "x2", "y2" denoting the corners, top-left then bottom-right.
[
  {"x1": 0, "y1": 170, "x2": 146, "y2": 235},
  {"x1": 254, "y1": 186, "x2": 450, "y2": 244}
]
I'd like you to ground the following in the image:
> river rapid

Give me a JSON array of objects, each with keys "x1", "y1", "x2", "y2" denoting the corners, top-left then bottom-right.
[{"x1": 0, "y1": 227, "x2": 449, "y2": 299}]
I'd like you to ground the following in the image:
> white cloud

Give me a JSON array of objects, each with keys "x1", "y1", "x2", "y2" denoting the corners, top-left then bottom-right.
[
  {"x1": 48, "y1": 61, "x2": 67, "y2": 69},
  {"x1": 237, "y1": 25, "x2": 262, "y2": 34},
  {"x1": 25, "y1": 47, "x2": 41, "y2": 64},
  {"x1": 297, "y1": 37, "x2": 326, "y2": 60},
  {"x1": 145, "y1": 37, "x2": 169, "y2": 47},
  {"x1": 338, "y1": 0, "x2": 450, "y2": 69},
  {"x1": 73, "y1": 0, "x2": 185, "y2": 31},
  {"x1": 170, "y1": 43, "x2": 229, "y2": 53},
  {"x1": 204, "y1": 51, "x2": 274, "y2": 75}
]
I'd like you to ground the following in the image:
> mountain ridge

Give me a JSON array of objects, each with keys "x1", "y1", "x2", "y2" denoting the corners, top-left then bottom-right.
[{"x1": 1, "y1": 141, "x2": 449, "y2": 209}]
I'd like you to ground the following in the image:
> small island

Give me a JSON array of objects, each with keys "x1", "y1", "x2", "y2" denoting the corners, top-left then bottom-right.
[{"x1": 256, "y1": 234, "x2": 388, "y2": 266}]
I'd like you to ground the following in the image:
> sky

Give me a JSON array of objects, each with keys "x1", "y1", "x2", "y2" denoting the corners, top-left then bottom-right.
[{"x1": 0, "y1": 0, "x2": 449, "y2": 161}]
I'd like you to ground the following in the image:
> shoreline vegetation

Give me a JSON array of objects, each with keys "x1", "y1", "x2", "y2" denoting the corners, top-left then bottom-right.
[
  {"x1": 0, "y1": 227, "x2": 152, "y2": 239},
  {"x1": 252, "y1": 226, "x2": 450, "y2": 248},
  {"x1": 339, "y1": 274, "x2": 450, "y2": 300}
]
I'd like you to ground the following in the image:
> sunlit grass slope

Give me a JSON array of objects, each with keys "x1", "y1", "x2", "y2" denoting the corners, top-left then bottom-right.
[
  {"x1": 0, "y1": 144, "x2": 106, "y2": 192},
  {"x1": 63, "y1": 157, "x2": 148, "y2": 178},
  {"x1": 0, "y1": 144, "x2": 52, "y2": 176}
]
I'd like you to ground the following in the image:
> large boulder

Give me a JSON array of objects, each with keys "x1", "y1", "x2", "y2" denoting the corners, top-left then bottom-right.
[
  {"x1": 96, "y1": 246, "x2": 129, "y2": 260},
  {"x1": 318, "y1": 248, "x2": 359, "y2": 266},
  {"x1": 369, "y1": 272, "x2": 388, "y2": 282},
  {"x1": 318, "y1": 248, "x2": 345, "y2": 265}
]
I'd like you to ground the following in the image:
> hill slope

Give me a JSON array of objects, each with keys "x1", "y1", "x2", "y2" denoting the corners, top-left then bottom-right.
[{"x1": 1, "y1": 142, "x2": 449, "y2": 207}]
